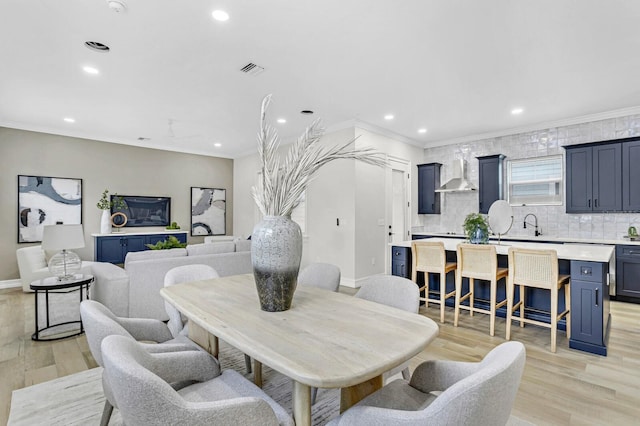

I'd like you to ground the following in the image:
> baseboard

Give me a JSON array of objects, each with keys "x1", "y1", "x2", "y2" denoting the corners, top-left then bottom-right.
[
  {"x1": 340, "y1": 276, "x2": 379, "y2": 289},
  {"x1": 0, "y1": 279, "x2": 22, "y2": 290}
]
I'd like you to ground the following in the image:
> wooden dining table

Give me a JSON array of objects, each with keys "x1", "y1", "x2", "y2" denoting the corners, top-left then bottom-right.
[{"x1": 161, "y1": 273, "x2": 439, "y2": 426}]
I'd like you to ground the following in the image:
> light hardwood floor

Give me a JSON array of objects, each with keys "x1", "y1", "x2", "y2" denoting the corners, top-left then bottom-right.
[{"x1": 1, "y1": 287, "x2": 639, "y2": 425}]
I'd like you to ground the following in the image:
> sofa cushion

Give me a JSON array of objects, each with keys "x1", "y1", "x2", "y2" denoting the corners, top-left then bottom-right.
[
  {"x1": 124, "y1": 248, "x2": 187, "y2": 269},
  {"x1": 235, "y1": 240, "x2": 252, "y2": 252},
  {"x1": 186, "y1": 242, "x2": 235, "y2": 256}
]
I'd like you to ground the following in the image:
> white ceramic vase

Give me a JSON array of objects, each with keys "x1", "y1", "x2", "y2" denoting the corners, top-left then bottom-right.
[
  {"x1": 251, "y1": 215, "x2": 302, "y2": 312},
  {"x1": 100, "y1": 210, "x2": 112, "y2": 234}
]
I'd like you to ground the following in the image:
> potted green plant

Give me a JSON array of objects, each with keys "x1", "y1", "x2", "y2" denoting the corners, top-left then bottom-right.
[
  {"x1": 97, "y1": 190, "x2": 126, "y2": 234},
  {"x1": 463, "y1": 212, "x2": 489, "y2": 244}
]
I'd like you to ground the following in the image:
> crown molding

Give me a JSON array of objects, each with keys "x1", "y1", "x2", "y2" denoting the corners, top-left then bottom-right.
[{"x1": 425, "y1": 106, "x2": 640, "y2": 148}]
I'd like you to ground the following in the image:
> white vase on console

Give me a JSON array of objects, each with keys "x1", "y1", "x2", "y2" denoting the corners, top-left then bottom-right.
[{"x1": 100, "y1": 210, "x2": 111, "y2": 234}]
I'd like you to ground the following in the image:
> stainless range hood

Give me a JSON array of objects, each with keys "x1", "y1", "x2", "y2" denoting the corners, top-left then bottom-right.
[{"x1": 435, "y1": 159, "x2": 477, "y2": 192}]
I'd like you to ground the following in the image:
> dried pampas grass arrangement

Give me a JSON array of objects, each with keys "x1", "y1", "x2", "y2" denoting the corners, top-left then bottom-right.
[{"x1": 252, "y1": 94, "x2": 387, "y2": 217}]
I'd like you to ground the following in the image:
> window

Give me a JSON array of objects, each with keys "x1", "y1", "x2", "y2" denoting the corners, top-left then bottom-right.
[{"x1": 507, "y1": 155, "x2": 563, "y2": 206}]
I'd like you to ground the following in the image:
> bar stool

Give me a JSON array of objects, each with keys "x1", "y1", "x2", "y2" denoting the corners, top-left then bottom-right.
[
  {"x1": 506, "y1": 247, "x2": 570, "y2": 353},
  {"x1": 454, "y1": 243, "x2": 508, "y2": 336},
  {"x1": 411, "y1": 241, "x2": 457, "y2": 323}
]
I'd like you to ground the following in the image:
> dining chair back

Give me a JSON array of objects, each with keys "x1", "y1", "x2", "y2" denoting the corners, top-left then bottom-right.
[{"x1": 298, "y1": 262, "x2": 341, "y2": 292}]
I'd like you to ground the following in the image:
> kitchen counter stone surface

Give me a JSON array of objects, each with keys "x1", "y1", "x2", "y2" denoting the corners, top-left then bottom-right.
[
  {"x1": 412, "y1": 232, "x2": 640, "y2": 246},
  {"x1": 395, "y1": 237, "x2": 613, "y2": 263}
]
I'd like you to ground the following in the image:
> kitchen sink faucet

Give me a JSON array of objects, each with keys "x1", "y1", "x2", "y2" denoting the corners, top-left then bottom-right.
[{"x1": 523, "y1": 213, "x2": 541, "y2": 236}]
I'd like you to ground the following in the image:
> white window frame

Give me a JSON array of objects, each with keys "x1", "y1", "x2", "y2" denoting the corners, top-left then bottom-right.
[{"x1": 507, "y1": 155, "x2": 563, "y2": 206}]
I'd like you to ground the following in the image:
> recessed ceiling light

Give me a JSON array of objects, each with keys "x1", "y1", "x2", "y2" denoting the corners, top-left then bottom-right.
[
  {"x1": 384, "y1": 114, "x2": 394, "y2": 120},
  {"x1": 511, "y1": 108, "x2": 524, "y2": 115},
  {"x1": 300, "y1": 110, "x2": 314, "y2": 115},
  {"x1": 418, "y1": 128, "x2": 427, "y2": 134},
  {"x1": 83, "y1": 66, "x2": 99, "y2": 75},
  {"x1": 212, "y1": 10, "x2": 229, "y2": 21},
  {"x1": 277, "y1": 118, "x2": 286, "y2": 124},
  {"x1": 214, "y1": 143, "x2": 222, "y2": 148},
  {"x1": 63, "y1": 117, "x2": 75, "y2": 123}
]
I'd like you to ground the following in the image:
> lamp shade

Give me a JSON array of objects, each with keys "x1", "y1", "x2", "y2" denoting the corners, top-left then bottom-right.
[{"x1": 41, "y1": 224, "x2": 85, "y2": 250}]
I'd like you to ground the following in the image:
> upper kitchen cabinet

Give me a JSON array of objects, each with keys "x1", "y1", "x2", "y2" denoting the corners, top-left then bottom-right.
[
  {"x1": 417, "y1": 163, "x2": 441, "y2": 214},
  {"x1": 565, "y1": 142, "x2": 622, "y2": 213},
  {"x1": 477, "y1": 154, "x2": 505, "y2": 214},
  {"x1": 622, "y1": 140, "x2": 640, "y2": 211}
]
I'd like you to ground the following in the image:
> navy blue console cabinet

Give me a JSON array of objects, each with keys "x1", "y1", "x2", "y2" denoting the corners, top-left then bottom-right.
[{"x1": 94, "y1": 232, "x2": 187, "y2": 264}]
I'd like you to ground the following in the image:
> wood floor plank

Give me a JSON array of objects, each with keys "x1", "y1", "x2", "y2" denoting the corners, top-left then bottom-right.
[{"x1": 2, "y1": 286, "x2": 640, "y2": 426}]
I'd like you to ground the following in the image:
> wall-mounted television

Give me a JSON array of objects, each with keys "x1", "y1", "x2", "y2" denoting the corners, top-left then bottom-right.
[{"x1": 110, "y1": 195, "x2": 171, "y2": 227}]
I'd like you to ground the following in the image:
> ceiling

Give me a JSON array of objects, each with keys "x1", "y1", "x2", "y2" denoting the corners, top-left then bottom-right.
[{"x1": 2, "y1": 1, "x2": 640, "y2": 159}]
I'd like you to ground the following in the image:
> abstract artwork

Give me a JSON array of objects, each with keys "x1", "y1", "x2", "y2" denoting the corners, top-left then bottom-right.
[
  {"x1": 191, "y1": 187, "x2": 226, "y2": 236},
  {"x1": 18, "y1": 175, "x2": 83, "y2": 243}
]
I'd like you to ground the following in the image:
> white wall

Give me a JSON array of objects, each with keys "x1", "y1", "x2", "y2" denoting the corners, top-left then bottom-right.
[
  {"x1": 233, "y1": 125, "x2": 424, "y2": 286},
  {"x1": 419, "y1": 113, "x2": 640, "y2": 240}
]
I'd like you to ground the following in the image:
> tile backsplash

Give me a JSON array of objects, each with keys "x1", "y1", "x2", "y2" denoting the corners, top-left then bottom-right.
[{"x1": 418, "y1": 113, "x2": 640, "y2": 241}]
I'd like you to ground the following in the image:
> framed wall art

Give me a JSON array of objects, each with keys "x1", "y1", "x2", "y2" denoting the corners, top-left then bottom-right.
[
  {"x1": 18, "y1": 175, "x2": 83, "y2": 243},
  {"x1": 191, "y1": 187, "x2": 226, "y2": 236}
]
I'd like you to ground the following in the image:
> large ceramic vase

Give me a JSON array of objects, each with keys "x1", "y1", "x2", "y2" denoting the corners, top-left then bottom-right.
[
  {"x1": 100, "y1": 210, "x2": 112, "y2": 234},
  {"x1": 251, "y1": 215, "x2": 302, "y2": 312}
]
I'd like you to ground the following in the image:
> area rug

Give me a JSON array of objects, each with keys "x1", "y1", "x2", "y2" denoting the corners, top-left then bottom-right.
[{"x1": 8, "y1": 340, "x2": 341, "y2": 425}]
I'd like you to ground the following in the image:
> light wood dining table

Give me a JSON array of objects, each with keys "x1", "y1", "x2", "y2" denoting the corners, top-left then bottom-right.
[{"x1": 161, "y1": 273, "x2": 439, "y2": 426}]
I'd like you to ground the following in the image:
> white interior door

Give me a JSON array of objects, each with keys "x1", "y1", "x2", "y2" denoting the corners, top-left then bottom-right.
[{"x1": 385, "y1": 158, "x2": 411, "y2": 272}]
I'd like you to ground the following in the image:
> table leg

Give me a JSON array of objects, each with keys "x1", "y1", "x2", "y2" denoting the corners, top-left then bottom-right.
[
  {"x1": 45, "y1": 290, "x2": 50, "y2": 327},
  {"x1": 33, "y1": 290, "x2": 39, "y2": 340},
  {"x1": 340, "y1": 375, "x2": 383, "y2": 413},
  {"x1": 253, "y1": 360, "x2": 263, "y2": 388},
  {"x1": 293, "y1": 381, "x2": 311, "y2": 426}
]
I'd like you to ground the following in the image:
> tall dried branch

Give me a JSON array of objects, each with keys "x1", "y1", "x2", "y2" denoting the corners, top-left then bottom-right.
[{"x1": 251, "y1": 95, "x2": 387, "y2": 217}]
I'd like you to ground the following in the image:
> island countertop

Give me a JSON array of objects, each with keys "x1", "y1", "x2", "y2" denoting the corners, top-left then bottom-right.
[{"x1": 392, "y1": 237, "x2": 614, "y2": 263}]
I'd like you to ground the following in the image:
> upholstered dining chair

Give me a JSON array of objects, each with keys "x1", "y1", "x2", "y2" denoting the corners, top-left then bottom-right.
[
  {"x1": 298, "y1": 262, "x2": 341, "y2": 292},
  {"x1": 326, "y1": 341, "x2": 526, "y2": 426},
  {"x1": 101, "y1": 335, "x2": 294, "y2": 426},
  {"x1": 80, "y1": 300, "x2": 199, "y2": 426},
  {"x1": 355, "y1": 275, "x2": 420, "y2": 380},
  {"x1": 164, "y1": 264, "x2": 253, "y2": 375}
]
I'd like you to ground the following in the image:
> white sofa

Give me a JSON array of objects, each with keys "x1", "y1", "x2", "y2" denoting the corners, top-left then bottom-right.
[{"x1": 124, "y1": 240, "x2": 252, "y2": 320}]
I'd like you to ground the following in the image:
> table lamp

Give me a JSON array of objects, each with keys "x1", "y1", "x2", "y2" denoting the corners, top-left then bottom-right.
[{"x1": 41, "y1": 224, "x2": 85, "y2": 281}]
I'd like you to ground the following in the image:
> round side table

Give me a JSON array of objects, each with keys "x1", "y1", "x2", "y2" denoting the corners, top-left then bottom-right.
[{"x1": 30, "y1": 274, "x2": 94, "y2": 341}]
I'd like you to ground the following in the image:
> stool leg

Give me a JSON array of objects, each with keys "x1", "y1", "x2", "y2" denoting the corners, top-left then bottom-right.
[
  {"x1": 565, "y1": 282, "x2": 571, "y2": 339},
  {"x1": 439, "y1": 271, "x2": 445, "y2": 323},
  {"x1": 506, "y1": 277, "x2": 513, "y2": 341},
  {"x1": 489, "y1": 278, "x2": 496, "y2": 337},
  {"x1": 551, "y1": 285, "x2": 559, "y2": 353},
  {"x1": 423, "y1": 272, "x2": 428, "y2": 308},
  {"x1": 519, "y1": 285, "x2": 525, "y2": 328},
  {"x1": 469, "y1": 278, "x2": 474, "y2": 317},
  {"x1": 454, "y1": 270, "x2": 461, "y2": 327}
]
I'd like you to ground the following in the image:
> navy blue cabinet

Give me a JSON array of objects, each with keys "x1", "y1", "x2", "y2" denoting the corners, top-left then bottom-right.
[
  {"x1": 566, "y1": 143, "x2": 622, "y2": 213},
  {"x1": 417, "y1": 163, "x2": 441, "y2": 214},
  {"x1": 622, "y1": 140, "x2": 640, "y2": 211},
  {"x1": 477, "y1": 154, "x2": 504, "y2": 214},
  {"x1": 615, "y1": 245, "x2": 640, "y2": 300},
  {"x1": 391, "y1": 246, "x2": 411, "y2": 278},
  {"x1": 569, "y1": 261, "x2": 609, "y2": 355},
  {"x1": 94, "y1": 232, "x2": 187, "y2": 264}
]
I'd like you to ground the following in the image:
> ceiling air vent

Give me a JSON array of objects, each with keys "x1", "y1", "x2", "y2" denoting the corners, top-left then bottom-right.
[{"x1": 239, "y1": 62, "x2": 265, "y2": 76}]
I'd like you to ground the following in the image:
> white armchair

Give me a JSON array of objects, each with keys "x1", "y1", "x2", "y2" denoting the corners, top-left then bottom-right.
[{"x1": 16, "y1": 245, "x2": 93, "y2": 292}]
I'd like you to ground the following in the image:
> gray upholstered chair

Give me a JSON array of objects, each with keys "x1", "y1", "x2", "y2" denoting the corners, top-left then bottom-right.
[
  {"x1": 327, "y1": 341, "x2": 526, "y2": 426},
  {"x1": 101, "y1": 335, "x2": 294, "y2": 426},
  {"x1": 298, "y1": 262, "x2": 341, "y2": 292},
  {"x1": 355, "y1": 275, "x2": 420, "y2": 380},
  {"x1": 164, "y1": 264, "x2": 253, "y2": 375},
  {"x1": 80, "y1": 300, "x2": 199, "y2": 426},
  {"x1": 164, "y1": 264, "x2": 220, "y2": 337}
]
